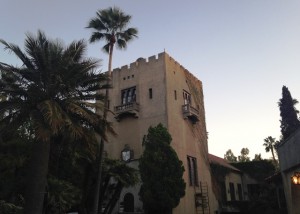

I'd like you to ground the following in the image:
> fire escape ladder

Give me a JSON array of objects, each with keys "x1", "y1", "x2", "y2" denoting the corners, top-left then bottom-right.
[{"x1": 195, "y1": 182, "x2": 210, "y2": 214}]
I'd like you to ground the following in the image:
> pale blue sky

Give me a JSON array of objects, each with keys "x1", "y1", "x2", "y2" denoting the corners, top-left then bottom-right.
[{"x1": 1, "y1": 0, "x2": 300, "y2": 159}]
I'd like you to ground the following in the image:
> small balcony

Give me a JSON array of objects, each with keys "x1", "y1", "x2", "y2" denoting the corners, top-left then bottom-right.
[
  {"x1": 182, "y1": 104, "x2": 199, "y2": 124},
  {"x1": 114, "y1": 102, "x2": 139, "y2": 121}
]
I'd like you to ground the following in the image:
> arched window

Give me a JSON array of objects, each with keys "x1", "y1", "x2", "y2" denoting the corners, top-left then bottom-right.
[{"x1": 123, "y1": 192, "x2": 134, "y2": 212}]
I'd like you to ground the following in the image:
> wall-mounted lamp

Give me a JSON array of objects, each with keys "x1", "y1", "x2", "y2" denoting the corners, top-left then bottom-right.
[{"x1": 291, "y1": 172, "x2": 300, "y2": 185}]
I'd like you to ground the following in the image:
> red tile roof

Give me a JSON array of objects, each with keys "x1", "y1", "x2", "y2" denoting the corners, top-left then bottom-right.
[{"x1": 209, "y1": 154, "x2": 241, "y2": 172}]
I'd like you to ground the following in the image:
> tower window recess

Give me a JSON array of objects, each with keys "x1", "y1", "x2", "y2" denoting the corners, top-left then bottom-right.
[
  {"x1": 174, "y1": 90, "x2": 177, "y2": 100},
  {"x1": 149, "y1": 88, "x2": 153, "y2": 99},
  {"x1": 183, "y1": 90, "x2": 191, "y2": 105},
  {"x1": 121, "y1": 87, "x2": 136, "y2": 104},
  {"x1": 187, "y1": 156, "x2": 199, "y2": 186}
]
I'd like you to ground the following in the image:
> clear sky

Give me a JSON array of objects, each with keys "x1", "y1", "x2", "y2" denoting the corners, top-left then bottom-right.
[{"x1": 1, "y1": 0, "x2": 300, "y2": 159}]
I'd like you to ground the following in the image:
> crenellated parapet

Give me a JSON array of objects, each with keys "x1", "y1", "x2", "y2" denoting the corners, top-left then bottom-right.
[
  {"x1": 111, "y1": 52, "x2": 203, "y2": 91},
  {"x1": 112, "y1": 52, "x2": 166, "y2": 74}
]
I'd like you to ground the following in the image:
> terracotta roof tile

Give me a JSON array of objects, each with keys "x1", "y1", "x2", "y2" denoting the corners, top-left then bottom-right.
[{"x1": 209, "y1": 154, "x2": 241, "y2": 172}]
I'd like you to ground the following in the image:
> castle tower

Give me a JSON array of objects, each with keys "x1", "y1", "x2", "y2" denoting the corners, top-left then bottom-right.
[{"x1": 105, "y1": 52, "x2": 218, "y2": 214}]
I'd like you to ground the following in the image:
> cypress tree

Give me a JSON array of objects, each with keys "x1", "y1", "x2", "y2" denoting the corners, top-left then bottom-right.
[
  {"x1": 139, "y1": 124, "x2": 185, "y2": 214},
  {"x1": 278, "y1": 86, "x2": 300, "y2": 140}
]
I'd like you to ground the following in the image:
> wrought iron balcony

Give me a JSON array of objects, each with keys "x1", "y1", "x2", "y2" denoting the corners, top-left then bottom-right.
[
  {"x1": 114, "y1": 102, "x2": 139, "y2": 121},
  {"x1": 182, "y1": 104, "x2": 199, "y2": 124}
]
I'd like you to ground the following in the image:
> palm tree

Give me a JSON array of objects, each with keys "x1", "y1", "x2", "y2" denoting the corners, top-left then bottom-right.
[
  {"x1": 0, "y1": 31, "x2": 111, "y2": 214},
  {"x1": 263, "y1": 136, "x2": 278, "y2": 163},
  {"x1": 87, "y1": 7, "x2": 138, "y2": 213},
  {"x1": 87, "y1": 6, "x2": 138, "y2": 75}
]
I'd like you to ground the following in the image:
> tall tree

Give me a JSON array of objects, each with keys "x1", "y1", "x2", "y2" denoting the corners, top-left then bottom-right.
[
  {"x1": 86, "y1": 7, "x2": 138, "y2": 214},
  {"x1": 87, "y1": 7, "x2": 138, "y2": 76},
  {"x1": 139, "y1": 124, "x2": 186, "y2": 214},
  {"x1": 278, "y1": 85, "x2": 300, "y2": 140},
  {"x1": 253, "y1": 153, "x2": 262, "y2": 161},
  {"x1": 224, "y1": 149, "x2": 237, "y2": 162},
  {"x1": 238, "y1": 148, "x2": 250, "y2": 162},
  {"x1": 0, "y1": 31, "x2": 110, "y2": 214},
  {"x1": 263, "y1": 136, "x2": 278, "y2": 163}
]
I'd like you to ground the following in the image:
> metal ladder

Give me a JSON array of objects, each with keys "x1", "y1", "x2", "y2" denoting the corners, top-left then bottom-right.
[{"x1": 195, "y1": 182, "x2": 210, "y2": 214}]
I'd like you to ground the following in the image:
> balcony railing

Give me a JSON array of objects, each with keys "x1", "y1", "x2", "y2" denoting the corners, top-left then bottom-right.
[
  {"x1": 182, "y1": 104, "x2": 199, "y2": 123},
  {"x1": 114, "y1": 102, "x2": 139, "y2": 121}
]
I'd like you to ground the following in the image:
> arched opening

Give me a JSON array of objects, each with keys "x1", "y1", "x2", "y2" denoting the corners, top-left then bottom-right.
[{"x1": 124, "y1": 192, "x2": 134, "y2": 212}]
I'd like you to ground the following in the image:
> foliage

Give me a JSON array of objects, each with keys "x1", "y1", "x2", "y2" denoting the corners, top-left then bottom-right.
[
  {"x1": 210, "y1": 163, "x2": 231, "y2": 203},
  {"x1": 253, "y1": 153, "x2": 262, "y2": 161},
  {"x1": 263, "y1": 136, "x2": 278, "y2": 164},
  {"x1": 0, "y1": 127, "x2": 31, "y2": 210},
  {"x1": 0, "y1": 30, "x2": 110, "y2": 214},
  {"x1": 245, "y1": 183, "x2": 286, "y2": 214},
  {"x1": 87, "y1": 6, "x2": 138, "y2": 54},
  {"x1": 0, "y1": 130, "x2": 138, "y2": 214},
  {"x1": 139, "y1": 124, "x2": 186, "y2": 214},
  {"x1": 45, "y1": 177, "x2": 81, "y2": 214},
  {"x1": 232, "y1": 160, "x2": 276, "y2": 182},
  {"x1": 238, "y1": 148, "x2": 250, "y2": 162},
  {"x1": 100, "y1": 159, "x2": 139, "y2": 214},
  {"x1": 278, "y1": 85, "x2": 300, "y2": 140},
  {"x1": 210, "y1": 163, "x2": 231, "y2": 181},
  {"x1": 224, "y1": 149, "x2": 237, "y2": 162},
  {"x1": 0, "y1": 200, "x2": 23, "y2": 214}
]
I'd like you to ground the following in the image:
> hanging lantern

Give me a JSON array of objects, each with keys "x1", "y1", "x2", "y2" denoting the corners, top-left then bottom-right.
[{"x1": 291, "y1": 172, "x2": 300, "y2": 185}]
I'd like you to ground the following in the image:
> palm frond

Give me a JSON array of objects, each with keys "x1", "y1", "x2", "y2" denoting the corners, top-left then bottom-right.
[
  {"x1": 0, "y1": 40, "x2": 35, "y2": 71},
  {"x1": 102, "y1": 43, "x2": 110, "y2": 53},
  {"x1": 1, "y1": 30, "x2": 110, "y2": 144},
  {"x1": 116, "y1": 39, "x2": 127, "y2": 50},
  {"x1": 89, "y1": 32, "x2": 106, "y2": 44}
]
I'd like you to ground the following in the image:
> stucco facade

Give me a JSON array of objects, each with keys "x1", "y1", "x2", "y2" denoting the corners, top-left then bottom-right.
[
  {"x1": 277, "y1": 128, "x2": 300, "y2": 214},
  {"x1": 105, "y1": 52, "x2": 218, "y2": 214}
]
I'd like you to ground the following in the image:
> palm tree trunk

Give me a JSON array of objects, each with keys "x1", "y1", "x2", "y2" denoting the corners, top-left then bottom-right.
[
  {"x1": 91, "y1": 139, "x2": 105, "y2": 214},
  {"x1": 106, "y1": 182, "x2": 123, "y2": 214},
  {"x1": 24, "y1": 140, "x2": 50, "y2": 214},
  {"x1": 91, "y1": 43, "x2": 114, "y2": 214},
  {"x1": 98, "y1": 175, "x2": 110, "y2": 213},
  {"x1": 108, "y1": 43, "x2": 114, "y2": 77},
  {"x1": 271, "y1": 147, "x2": 276, "y2": 163}
]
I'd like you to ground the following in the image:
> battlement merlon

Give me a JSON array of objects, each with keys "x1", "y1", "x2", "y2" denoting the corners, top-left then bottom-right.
[{"x1": 111, "y1": 52, "x2": 203, "y2": 84}]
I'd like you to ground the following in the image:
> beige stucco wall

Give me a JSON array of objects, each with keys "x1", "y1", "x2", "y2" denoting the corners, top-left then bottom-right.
[
  {"x1": 106, "y1": 54, "x2": 167, "y2": 159},
  {"x1": 105, "y1": 52, "x2": 218, "y2": 214},
  {"x1": 164, "y1": 54, "x2": 218, "y2": 213},
  {"x1": 224, "y1": 172, "x2": 243, "y2": 201}
]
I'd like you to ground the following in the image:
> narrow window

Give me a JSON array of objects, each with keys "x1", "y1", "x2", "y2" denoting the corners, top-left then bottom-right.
[
  {"x1": 174, "y1": 90, "x2": 177, "y2": 100},
  {"x1": 107, "y1": 100, "x2": 110, "y2": 110},
  {"x1": 221, "y1": 182, "x2": 227, "y2": 201},
  {"x1": 183, "y1": 90, "x2": 191, "y2": 105},
  {"x1": 229, "y1": 182, "x2": 236, "y2": 201},
  {"x1": 237, "y1": 183, "x2": 243, "y2": 201},
  {"x1": 149, "y1": 88, "x2": 153, "y2": 99},
  {"x1": 187, "y1": 157, "x2": 192, "y2": 185},
  {"x1": 192, "y1": 158, "x2": 199, "y2": 186},
  {"x1": 187, "y1": 156, "x2": 198, "y2": 186}
]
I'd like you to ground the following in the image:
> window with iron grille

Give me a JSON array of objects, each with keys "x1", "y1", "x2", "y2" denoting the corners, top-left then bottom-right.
[{"x1": 121, "y1": 87, "x2": 136, "y2": 104}]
